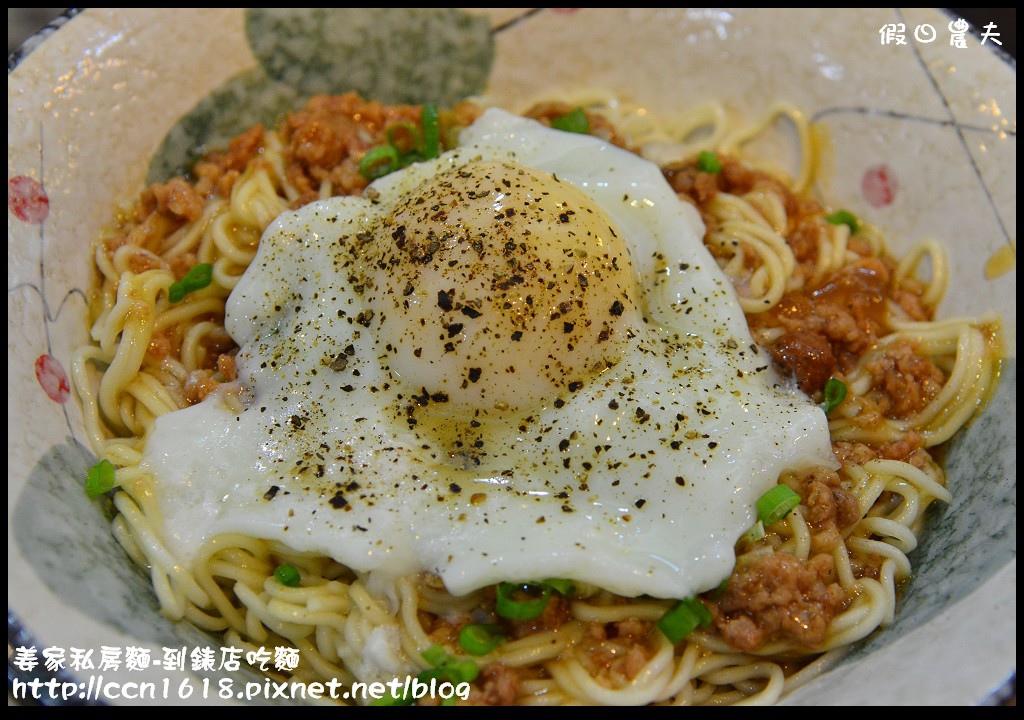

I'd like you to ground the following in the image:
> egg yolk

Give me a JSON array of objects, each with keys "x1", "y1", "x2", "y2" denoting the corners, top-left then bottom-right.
[{"x1": 365, "y1": 159, "x2": 641, "y2": 417}]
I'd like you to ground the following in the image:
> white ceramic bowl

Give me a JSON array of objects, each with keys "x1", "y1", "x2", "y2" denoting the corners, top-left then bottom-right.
[{"x1": 8, "y1": 8, "x2": 1015, "y2": 706}]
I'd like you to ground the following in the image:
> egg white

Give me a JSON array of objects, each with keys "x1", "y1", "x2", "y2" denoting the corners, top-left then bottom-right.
[{"x1": 141, "y1": 108, "x2": 835, "y2": 599}]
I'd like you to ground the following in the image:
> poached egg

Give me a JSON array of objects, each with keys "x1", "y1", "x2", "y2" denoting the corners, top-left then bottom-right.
[{"x1": 141, "y1": 108, "x2": 835, "y2": 599}]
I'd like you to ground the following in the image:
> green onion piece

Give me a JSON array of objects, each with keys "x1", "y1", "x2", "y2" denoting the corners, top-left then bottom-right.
[
  {"x1": 657, "y1": 596, "x2": 714, "y2": 644},
  {"x1": 444, "y1": 659, "x2": 479, "y2": 684},
  {"x1": 85, "y1": 459, "x2": 116, "y2": 499},
  {"x1": 826, "y1": 209, "x2": 860, "y2": 234},
  {"x1": 458, "y1": 624, "x2": 506, "y2": 656},
  {"x1": 756, "y1": 485, "x2": 802, "y2": 527},
  {"x1": 417, "y1": 667, "x2": 446, "y2": 683},
  {"x1": 420, "y1": 644, "x2": 480, "y2": 683},
  {"x1": 420, "y1": 104, "x2": 440, "y2": 160},
  {"x1": 551, "y1": 107, "x2": 590, "y2": 134},
  {"x1": 541, "y1": 578, "x2": 575, "y2": 597},
  {"x1": 371, "y1": 695, "x2": 415, "y2": 707},
  {"x1": 685, "y1": 597, "x2": 713, "y2": 628},
  {"x1": 168, "y1": 263, "x2": 213, "y2": 303},
  {"x1": 371, "y1": 688, "x2": 416, "y2": 707},
  {"x1": 421, "y1": 643, "x2": 450, "y2": 668},
  {"x1": 657, "y1": 600, "x2": 701, "y2": 644},
  {"x1": 821, "y1": 377, "x2": 848, "y2": 414},
  {"x1": 273, "y1": 563, "x2": 301, "y2": 587},
  {"x1": 742, "y1": 519, "x2": 766, "y2": 543},
  {"x1": 358, "y1": 144, "x2": 401, "y2": 180},
  {"x1": 371, "y1": 656, "x2": 478, "y2": 706},
  {"x1": 495, "y1": 582, "x2": 552, "y2": 621},
  {"x1": 386, "y1": 121, "x2": 422, "y2": 155},
  {"x1": 696, "y1": 150, "x2": 723, "y2": 174}
]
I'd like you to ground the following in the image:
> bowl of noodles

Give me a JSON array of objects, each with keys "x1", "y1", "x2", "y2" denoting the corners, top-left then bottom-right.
[{"x1": 8, "y1": 8, "x2": 1015, "y2": 707}]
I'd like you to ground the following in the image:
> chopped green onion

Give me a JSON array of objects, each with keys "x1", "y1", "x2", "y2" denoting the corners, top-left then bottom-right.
[
  {"x1": 696, "y1": 150, "x2": 722, "y2": 174},
  {"x1": 417, "y1": 667, "x2": 446, "y2": 683},
  {"x1": 358, "y1": 144, "x2": 401, "y2": 180},
  {"x1": 85, "y1": 459, "x2": 116, "y2": 499},
  {"x1": 495, "y1": 582, "x2": 552, "y2": 621},
  {"x1": 359, "y1": 104, "x2": 443, "y2": 180},
  {"x1": 386, "y1": 121, "x2": 421, "y2": 155},
  {"x1": 273, "y1": 563, "x2": 301, "y2": 587},
  {"x1": 742, "y1": 519, "x2": 766, "y2": 543},
  {"x1": 687, "y1": 597, "x2": 713, "y2": 627},
  {"x1": 371, "y1": 688, "x2": 416, "y2": 707},
  {"x1": 657, "y1": 597, "x2": 712, "y2": 644},
  {"x1": 458, "y1": 624, "x2": 506, "y2": 656},
  {"x1": 443, "y1": 659, "x2": 479, "y2": 684},
  {"x1": 371, "y1": 649, "x2": 479, "y2": 707},
  {"x1": 826, "y1": 209, "x2": 860, "y2": 234},
  {"x1": 551, "y1": 107, "x2": 590, "y2": 134},
  {"x1": 657, "y1": 602, "x2": 698, "y2": 644},
  {"x1": 420, "y1": 104, "x2": 440, "y2": 160},
  {"x1": 821, "y1": 377, "x2": 848, "y2": 414},
  {"x1": 420, "y1": 644, "x2": 479, "y2": 683},
  {"x1": 493, "y1": 579, "x2": 574, "y2": 621},
  {"x1": 541, "y1": 578, "x2": 575, "y2": 597},
  {"x1": 168, "y1": 263, "x2": 213, "y2": 303},
  {"x1": 756, "y1": 485, "x2": 802, "y2": 527},
  {"x1": 421, "y1": 643, "x2": 449, "y2": 667}
]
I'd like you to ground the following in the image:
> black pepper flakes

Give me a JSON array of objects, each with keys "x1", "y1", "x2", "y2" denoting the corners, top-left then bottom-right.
[
  {"x1": 356, "y1": 310, "x2": 374, "y2": 327},
  {"x1": 437, "y1": 290, "x2": 454, "y2": 311},
  {"x1": 328, "y1": 353, "x2": 349, "y2": 372}
]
